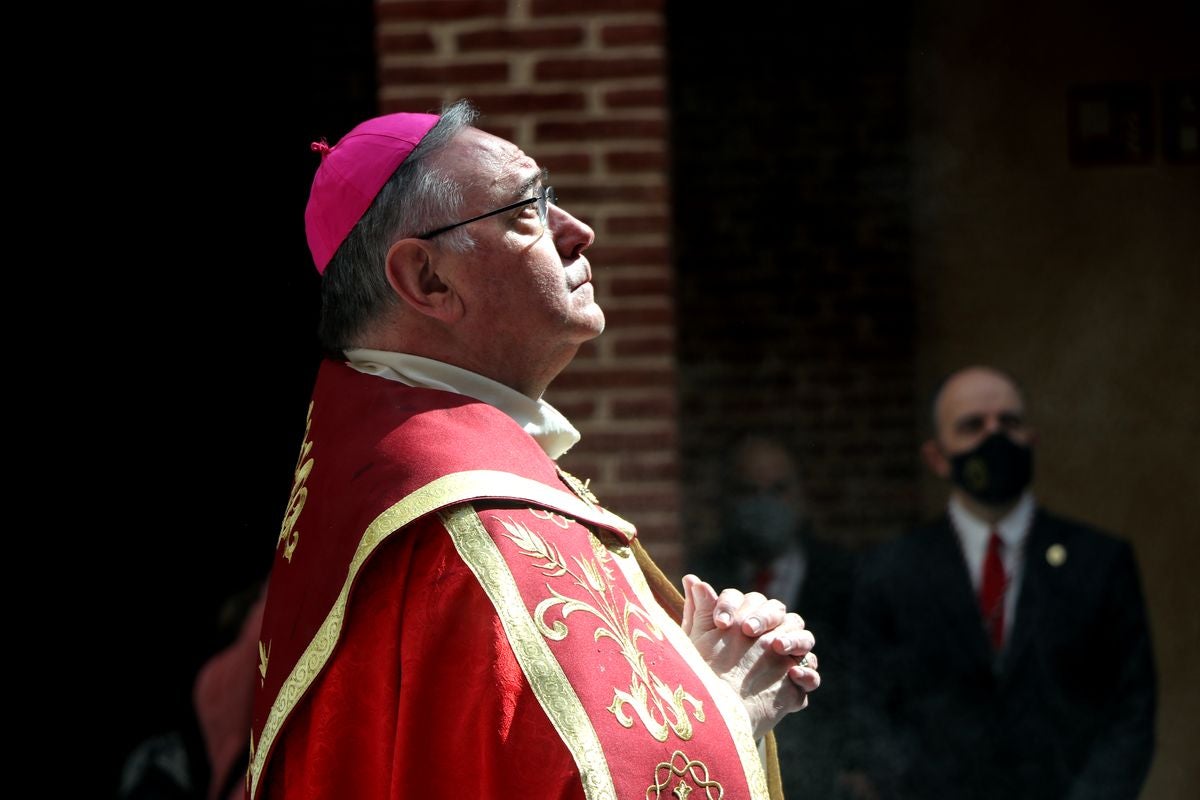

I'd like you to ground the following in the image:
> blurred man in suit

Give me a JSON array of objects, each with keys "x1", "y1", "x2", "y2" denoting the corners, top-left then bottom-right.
[
  {"x1": 697, "y1": 434, "x2": 856, "y2": 798},
  {"x1": 847, "y1": 365, "x2": 1155, "y2": 800}
]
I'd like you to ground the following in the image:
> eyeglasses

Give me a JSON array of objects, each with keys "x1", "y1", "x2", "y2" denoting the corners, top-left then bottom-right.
[{"x1": 416, "y1": 185, "x2": 557, "y2": 240}]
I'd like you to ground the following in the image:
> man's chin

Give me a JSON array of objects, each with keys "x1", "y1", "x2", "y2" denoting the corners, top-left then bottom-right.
[{"x1": 577, "y1": 314, "x2": 605, "y2": 342}]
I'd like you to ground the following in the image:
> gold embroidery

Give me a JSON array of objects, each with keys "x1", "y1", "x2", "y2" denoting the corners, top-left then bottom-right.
[
  {"x1": 442, "y1": 506, "x2": 616, "y2": 800},
  {"x1": 246, "y1": 729, "x2": 254, "y2": 791},
  {"x1": 559, "y1": 467, "x2": 600, "y2": 507},
  {"x1": 646, "y1": 751, "x2": 723, "y2": 800},
  {"x1": 611, "y1": 547, "x2": 771, "y2": 798},
  {"x1": 249, "y1": 469, "x2": 633, "y2": 799},
  {"x1": 531, "y1": 507, "x2": 572, "y2": 529},
  {"x1": 257, "y1": 640, "x2": 270, "y2": 685},
  {"x1": 277, "y1": 402, "x2": 315, "y2": 562},
  {"x1": 500, "y1": 517, "x2": 704, "y2": 743},
  {"x1": 589, "y1": 533, "x2": 618, "y2": 582},
  {"x1": 594, "y1": 527, "x2": 633, "y2": 559}
]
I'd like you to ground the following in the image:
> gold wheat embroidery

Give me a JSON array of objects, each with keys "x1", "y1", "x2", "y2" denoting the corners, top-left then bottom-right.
[{"x1": 499, "y1": 516, "x2": 705, "y2": 742}]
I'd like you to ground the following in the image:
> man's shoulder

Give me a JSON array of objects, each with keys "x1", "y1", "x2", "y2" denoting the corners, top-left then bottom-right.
[
  {"x1": 310, "y1": 358, "x2": 555, "y2": 483},
  {"x1": 858, "y1": 516, "x2": 952, "y2": 575},
  {"x1": 1031, "y1": 506, "x2": 1134, "y2": 559}
]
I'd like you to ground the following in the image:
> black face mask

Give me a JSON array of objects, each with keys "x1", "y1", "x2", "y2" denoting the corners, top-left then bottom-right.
[
  {"x1": 720, "y1": 496, "x2": 801, "y2": 561},
  {"x1": 949, "y1": 432, "x2": 1034, "y2": 505}
]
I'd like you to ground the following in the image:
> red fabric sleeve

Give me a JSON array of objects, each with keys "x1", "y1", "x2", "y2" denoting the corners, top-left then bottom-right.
[{"x1": 262, "y1": 513, "x2": 584, "y2": 800}]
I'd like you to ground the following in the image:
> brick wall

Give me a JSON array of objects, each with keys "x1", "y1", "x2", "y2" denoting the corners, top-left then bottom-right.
[
  {"x1": 375, "y1": 0, "x2": 683, "y2": 571},
  {"x1": 669, "y1": 3, "x2": 920, "y2": 555}
]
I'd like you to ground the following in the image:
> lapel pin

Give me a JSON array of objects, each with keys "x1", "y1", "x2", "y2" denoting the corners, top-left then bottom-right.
[{"x1": 1046, "y1": 543, "x2": 1067, "y2": 567}]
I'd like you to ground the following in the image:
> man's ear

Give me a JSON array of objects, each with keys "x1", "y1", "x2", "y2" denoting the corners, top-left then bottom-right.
[
  {"x1": 920, "y1": 438, "x2": 951, "y2": 479},
  {"x1": 384, "y1": 238, "x2": 463, "y2": 322},
  {"x1": 1025, "y1": 427, "x2": 1039, "y2": 448}
]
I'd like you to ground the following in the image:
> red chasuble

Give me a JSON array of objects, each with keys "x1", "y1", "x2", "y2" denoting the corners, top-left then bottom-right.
[{"x1": 248, "y1": 361, "x2": 770, "y2": 799}]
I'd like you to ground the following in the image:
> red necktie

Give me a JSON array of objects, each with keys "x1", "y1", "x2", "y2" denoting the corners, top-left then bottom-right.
[
  {"x1": 754, "y1": 566, "x2": 775, "y2": 595},
  {"x1": 979, "y1": 530, "x2": 1007, "y2": 651}
]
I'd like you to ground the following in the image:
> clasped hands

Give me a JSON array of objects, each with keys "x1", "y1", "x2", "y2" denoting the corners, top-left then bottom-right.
[{"x1": 682, "y1": 574, "x2": 819, "y2": 739}]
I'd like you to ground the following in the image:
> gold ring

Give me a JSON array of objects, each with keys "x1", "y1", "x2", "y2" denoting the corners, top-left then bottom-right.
[{"x1": 796, "y1": 655, "x2": 813, "y2": 670}]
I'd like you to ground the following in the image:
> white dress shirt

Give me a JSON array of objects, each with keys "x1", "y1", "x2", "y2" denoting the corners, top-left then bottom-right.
[{"x1": 948, "y1": 490, "x2": 1036, "y2": 644}]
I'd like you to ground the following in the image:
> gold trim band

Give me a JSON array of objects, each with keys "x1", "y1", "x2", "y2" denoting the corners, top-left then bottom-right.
[
  {"x1": 249, "y1": 469, "x2": 633, "y2": 797},
  {"x1": 441, "y1": 505, "x2": 617, "y2": 800}
]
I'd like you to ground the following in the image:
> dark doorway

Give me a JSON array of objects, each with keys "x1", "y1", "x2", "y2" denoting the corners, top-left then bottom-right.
[
  {"x1": 666, "y1": 2, "x2": 920, "y2": 550},
  {"x1": 102, "y1": 2, "x2": 375, "y2": 794}
]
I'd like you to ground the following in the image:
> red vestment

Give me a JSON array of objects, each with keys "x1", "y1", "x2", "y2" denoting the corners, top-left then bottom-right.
[{"x1": 248, "y1": 361, "x2": 771, "y2": 799}]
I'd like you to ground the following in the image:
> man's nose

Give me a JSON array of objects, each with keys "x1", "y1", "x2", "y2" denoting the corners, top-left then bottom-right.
[{"x1": 550, "y1": 205, "x2": 594, "y2": 260}]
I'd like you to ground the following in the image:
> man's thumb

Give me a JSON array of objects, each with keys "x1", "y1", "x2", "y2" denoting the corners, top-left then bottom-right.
[{"x1": 681, "y1": 574, "x2": 719, "y2": 636}]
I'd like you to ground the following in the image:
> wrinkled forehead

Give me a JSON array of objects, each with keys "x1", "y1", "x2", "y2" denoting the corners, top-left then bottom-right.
[
  {"x1": 937, "y1": 369, "x2": 1024, "y2": 426},
  {"x1": 435, "y1": 126, "x2": 540, "y2": 196}
]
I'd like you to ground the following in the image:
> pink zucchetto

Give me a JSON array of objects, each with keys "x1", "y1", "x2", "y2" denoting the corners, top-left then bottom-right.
[{"x1": 304, "y1": 112, "x2": 440, "y2": 274}]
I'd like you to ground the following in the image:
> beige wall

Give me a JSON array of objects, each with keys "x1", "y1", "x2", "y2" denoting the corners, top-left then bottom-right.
[{"x1": 911, "y1": 2, "x2": 1199, "y2": 797}]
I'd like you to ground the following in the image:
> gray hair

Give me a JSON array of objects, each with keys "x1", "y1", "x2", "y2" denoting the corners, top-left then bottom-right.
[{"x1": 318, "y1": 99, "x2": 479, "y2": 352}]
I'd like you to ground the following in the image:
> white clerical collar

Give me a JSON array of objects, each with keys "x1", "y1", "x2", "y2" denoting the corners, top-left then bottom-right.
[{"x1": 343, "y1": 349, "x2": 581, "y2": 460}]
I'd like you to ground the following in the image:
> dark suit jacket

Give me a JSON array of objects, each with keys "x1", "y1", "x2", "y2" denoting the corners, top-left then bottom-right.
[
  {"x1": 773, "y1": 536, "x2": 857, "y2": 800},
  {"x1": 690, "y1": 534, "x2": 858, "y2": 799},
  {"x1": 848, "y1": 508, "x2": 1155, "y2": 800}
]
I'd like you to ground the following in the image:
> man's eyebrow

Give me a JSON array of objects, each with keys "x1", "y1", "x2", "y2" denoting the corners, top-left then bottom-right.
[{"x1": 515, "y1": 167, "x2": 550, "y2": 199}]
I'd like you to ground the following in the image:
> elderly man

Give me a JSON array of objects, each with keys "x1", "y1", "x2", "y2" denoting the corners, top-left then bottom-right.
[
  {"x1": 248, "y1": 101, "x2": 819, "y2": 800},
  {"x1": 848, "y1": 366, "x2": 1156, "y2": 800}
]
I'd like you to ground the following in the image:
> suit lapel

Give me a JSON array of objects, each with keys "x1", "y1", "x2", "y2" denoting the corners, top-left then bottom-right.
[
  {"x1": 1001, "y1": 510, "x2": 1051, "y2": 677},
  {"x1": 926, "y1": 518, "x2": 996, "y2": 670}
]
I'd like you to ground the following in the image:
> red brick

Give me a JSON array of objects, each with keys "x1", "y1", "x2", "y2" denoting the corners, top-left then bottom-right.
[
  {"x1": 538, "y1": 152, "x2": 593, "y2": 174},
  {"x1": 634, "y1": 533, "x2": 682, "y2": 569},
  {"x1": 378, "y1": 0, "x2": 507, "y2": 21},
  {"x1": 616, "y1": 459, "x2": 679, "y2": 482},
  {"x1": 531, "y1": 0, "x2": 664, "y2": 14},
  {"x1": 538, "y1": 119, "x2": 665, "y2": 142},
  {"x1": 552, "y1": 367, "x2": 675, "y2": 391},
  {"x1": 580, "y1": 429, "x2": 678, "y2": 452},
  {"x1": 478, "y1": 122, "x2": 517, "y2": 142},
  {"x1": 613, "y1": 337, "x2": 674, "y2": 358},
  {"x1": 612, "y1": 393, "x2": 677, "y2": 417},
  {"x1": 458, "y1": 26, "x2": 585, "y2": 51},
  {"x1": 606, "y1": 151, "x2": 666, "y2": 171},
  {"x1": 471, "y1": 91, "x2": 586, "y2": 114},
  {"x1": 601, "y1": 306, "x2": 675, "y2": 327},
  {"x1": 604, "y1": 88, "x2": 666, "y2": 108},
  {"x1": 611, "y1": 278, "x2": 672, "y2": 298},
  {"x1": 552, "y1": 184, "x2": 667, "y2": 204},
  {"x1": 376, "y1": 32, "x2": 436, "y2": 53},
  {"x1": 548, "y1": 397, "x2": 597, "y2": 420},
  {"x1": 586, "y1": 245, "x2": 669, "y2": 266},
  {"x1": 536, "y1": 57, "x2": 664, "y2": 82},
  {"x1": 381, "y1": 63, "x2": 509, "y2": 85},
  {"x1": 380, "y1": 96, "x2": 445, "y2": 114},
  {"x1": 596, "y1": 489, "x2": 680, "y2": 512},
  {"x1": 608, "y1": 215, "x2": 668, "y2": 235},
  {"x1": 601, "y1": 23, "x2": 664, "y2": 46},
  {"x1": 554, "y1": 457, "x2": 605, "y2": 483}
]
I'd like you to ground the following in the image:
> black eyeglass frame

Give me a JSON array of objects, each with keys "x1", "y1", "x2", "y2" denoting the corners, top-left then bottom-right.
[{"x1": 416, "y1": 185, "x2": 557, "y2": 240}]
